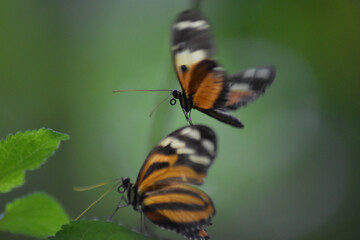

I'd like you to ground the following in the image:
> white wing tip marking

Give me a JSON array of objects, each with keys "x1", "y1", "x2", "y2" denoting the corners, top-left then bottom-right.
[
  {"x1": 256, "y1": 68, "x2": 271, "y2": 79},
  {"x1": 180, "y1": 127, "x2": 192, "y2": 135},
  {"x1": 180, "y1": 128, "x2": 201, "y2": 140},
  {"x1": 174, "y1": 20, "x2": 209, "y2": 30},
  {"x1": 159, "y1": 137, "x2": 174, "y2": 147},
  {"x1": 243, "y1": 68, "x2": 256, "y2": 78},
  {"x1": 231, "y1": 83, "x2": 250, "y2": 91},
  {"x1": 202, "y1": 139, "x2": 215, "y2": 155}
]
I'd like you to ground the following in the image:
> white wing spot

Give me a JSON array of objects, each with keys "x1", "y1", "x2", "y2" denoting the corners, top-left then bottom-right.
[
  {"x1": 159, "y1": 137, "x2": 174, "y2": 147},
  {"x1": 189, "y1": 155, "x2": 211, "y2": 166},
  {"x1": 186, "y1": 129, "x2": 201, "y2": 140},
  {"x1": 243, "y1": 68, "x2": 256, "y2": 78},
  {"x1": 177, "y1": 148, "x2": 195, "y2": 155},
  {"x1": 180, "y1": 127, "x2": 192, "y2": 135},
  {"x1": 174, "y1": 20, "x2": 209, "y2": 30},
  {"x1": 202, "y1": 139, "x2": 215, "y2": 155},
  {"x1": 175, "y1": 49, "x2": 206, "y2": 69},
  {"x1": 256, "y1": 69, "x2": 270, "y2": 79},
  {"x1": 231, "y1": 83, "x2": 250, "y2": 91},
  {"x1": 191, "y1": 50, "x2": 207, "y2": 63},
  {"x1": 170, "y1": 138, "x2": 186, "y2": 149}
]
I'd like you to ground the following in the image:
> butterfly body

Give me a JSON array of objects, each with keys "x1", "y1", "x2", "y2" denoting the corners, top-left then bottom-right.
[
  {"x1": 171, "y1": 10, "x2": 276, "y2": 128},
  {"x1": 115, "y1": 125, "x2": 217, "y2": 240}
]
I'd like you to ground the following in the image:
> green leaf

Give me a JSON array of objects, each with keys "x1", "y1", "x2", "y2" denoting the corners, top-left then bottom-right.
[
  {"x1": 0, "y1": 128, "x2": 69, "y2": 193},
  {"x1": 0, "y1": 193, "x2": 69, "y2": 238},
  {"x1": 50, "y1": 220, "x2": 155, "y2": 240}
]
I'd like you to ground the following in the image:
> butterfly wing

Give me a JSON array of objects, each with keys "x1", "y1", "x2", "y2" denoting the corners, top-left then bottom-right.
[
  {"x1": 198, "y1": 108, "x2": 245, "y2": 128},
  {"x1": 183, "y1": 229, "x2": 210, "y2": 240},
  {"x1": 142, "y1": 183, "x2": 215, "y2": 240},
  {"x1": 171, "y1": 10, "x2": 216, "y2": 94},
  {"x1": 220, "y1": 66, "x2": 276, "y2": 110},
  {"x1": 134, "y1": 125, "x2": 217, "y2": 194},
  {"x1": 172, "y1": 10, "x2": 229, "y2": 111}
]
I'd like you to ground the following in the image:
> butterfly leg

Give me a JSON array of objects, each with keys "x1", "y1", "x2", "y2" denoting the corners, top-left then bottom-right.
[
  {"x1": 188, "y1": 110, "x2": 193, "y2": 125},
  {"x1": 140, "y1": 210, "x2": 149, "y2": 234},
  {"x1": 184, "y1": 111, "x2": 193, "y2": 125},
  {"x1": 107, "y1": 196, "x2": 128, "y2": 220},
  {"x1": 181, "y1": 107, "x2": 192, "y2": 125}
]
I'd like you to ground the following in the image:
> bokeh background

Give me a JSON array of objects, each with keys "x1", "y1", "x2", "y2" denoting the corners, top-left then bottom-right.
[{"x1": 1, "y1": 0, "x2": 360, "y2": 239}]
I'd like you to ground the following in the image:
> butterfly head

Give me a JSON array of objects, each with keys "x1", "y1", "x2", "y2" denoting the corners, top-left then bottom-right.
[
  {"x1": 117, "y1": 177, "x2": 131, "y2": 193},
  {"x1": 117, "y1": 177, "x2": 140, "y2": 210},
  {"x1": 171, "y1": 90, "x2": 193, "y2": 112}
]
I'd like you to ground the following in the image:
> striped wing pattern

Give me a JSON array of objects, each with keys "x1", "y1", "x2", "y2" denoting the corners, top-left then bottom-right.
[
  {"x1": 134, "y1": 125, "x2": 217, "y2": 240},
  {"x1": 142, "y1": 184, "x2": 215, "y2": 240},
  {"x1": 134, "y1": 125, "x2": 217, "y2": 193}
]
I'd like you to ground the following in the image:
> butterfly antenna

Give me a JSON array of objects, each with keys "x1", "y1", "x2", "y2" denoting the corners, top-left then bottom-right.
[
  {"x1": 73, "y1": 178, "x2": 120, "y2": 191},
  {"x1": 149, "y1": 93, "x2": 173, "y2": 117},
  {"x1": 112, "y1": 89, "x2": 172, "y2": 93},
  {"x1": 75, "y1": 181, "x2": 120, "y2": 221}
]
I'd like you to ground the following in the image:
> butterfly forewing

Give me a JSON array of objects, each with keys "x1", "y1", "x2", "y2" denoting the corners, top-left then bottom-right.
[
  {"x1": 172, "y1": 10, "x2": 215, "y2": 94},
  {"x1": 134, "y1": 125, "x2": 217, "y2": 194}
]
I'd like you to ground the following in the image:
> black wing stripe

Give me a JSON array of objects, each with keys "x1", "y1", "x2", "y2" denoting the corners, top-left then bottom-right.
[
  {"x1": 145, "y1": 188, "x2": 205, "y2": 201},
  {"x1": 153, "y1": 177, "x2": 201, "y2": 186}
]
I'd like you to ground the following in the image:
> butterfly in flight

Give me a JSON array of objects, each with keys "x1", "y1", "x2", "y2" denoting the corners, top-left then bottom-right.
[
  {"x1": 108, "y1": 125, "x2": 217, "y2": 240},
  {"x1": 170, "y1": 10, "x2": 276, "y2": 128}
]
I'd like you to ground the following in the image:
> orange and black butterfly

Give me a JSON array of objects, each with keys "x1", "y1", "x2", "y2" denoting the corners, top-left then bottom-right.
[
  {"x1": 110, "y1": 125, "x2": 217, "y2": 240},
  {"x1": 170, "y1": 10, "x2": 276, "y2": 128}
]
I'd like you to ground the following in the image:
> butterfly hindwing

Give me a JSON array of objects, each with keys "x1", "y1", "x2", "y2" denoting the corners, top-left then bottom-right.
[
  {"x1": 142, "y1": 183, "x2": 215, "y2": 240},
  {"x1": 134, "y1": 125, "x2": 217, "y2": 194},
  {"x1": 221, "y1": 66, "x2": 276, "y2": 110},
  {"x1": 199, "y1": 108, "x2": 244, "y2": 128}
]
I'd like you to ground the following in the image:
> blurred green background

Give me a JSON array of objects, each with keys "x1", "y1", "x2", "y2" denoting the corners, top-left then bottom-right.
[{"x1": 1, "y1": 0, "x2": 360, "y2": 239}]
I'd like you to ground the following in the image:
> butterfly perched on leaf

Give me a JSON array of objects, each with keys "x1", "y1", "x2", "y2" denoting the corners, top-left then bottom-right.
[
  {"x1": 170, "y1": 10, "x2": 276, "y2": 128},
  {"x1": 106, "y1": 125, "x2": 217, "y2": 240}
]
